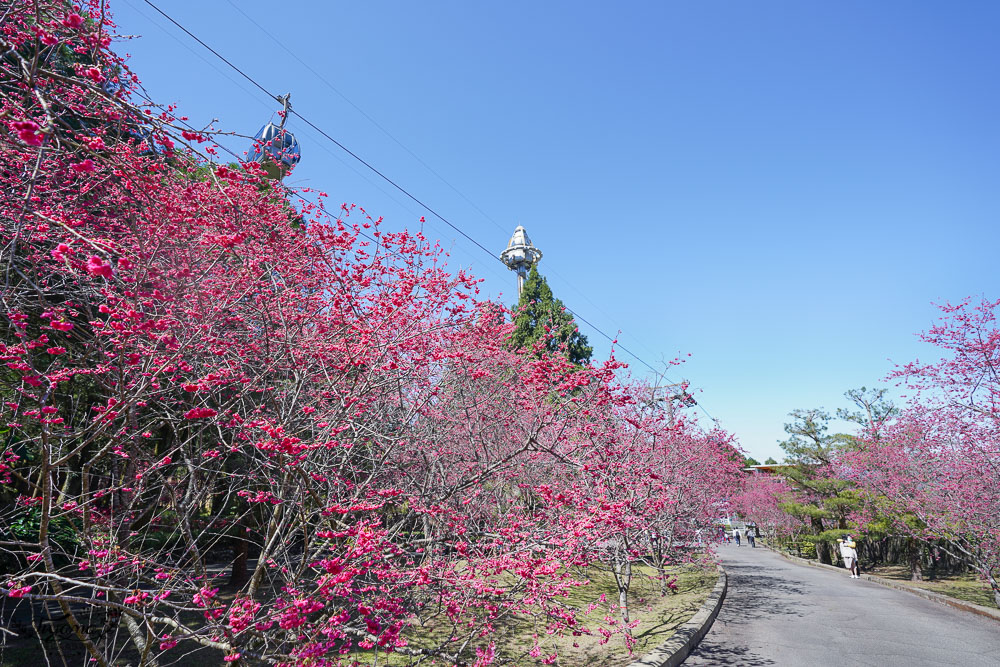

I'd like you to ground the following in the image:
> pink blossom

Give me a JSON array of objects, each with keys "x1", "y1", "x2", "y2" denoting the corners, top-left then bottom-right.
[
  {"x1": 51, "y1": 243, "x2": 71, "y2": 261},
  {"x1": 71, "y1": 159, "x2": 96, "y2": 173},
  {"x1": 123, "y1": 591, "x2": 149, "y2": 604},
  {"x1": 11, "y1": 120, "x2": 44, "y2": 146},
  {"x1": 184, "y1": 407, "x2": 217, "y2": 420},
  {"x1": 85, "y1": 256, "x2": 113, "y2": 279},
  {"x1": 192, "y1": 586, "x2": 219, "y2": 607},
  {"x1": 6, "y1": 585, "x2": 31, "y2": 599}
]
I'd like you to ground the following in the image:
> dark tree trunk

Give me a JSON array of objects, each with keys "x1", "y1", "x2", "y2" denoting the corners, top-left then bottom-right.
[
  {"x1": 230, "y1": 520, "x2": 249, "y2": 586},
  {"x1": 908, "y1": 540, "x2": 923, "y2": 581},
  {"x1": 810, "y1": 517, "x2": 832, "y2": 564}
]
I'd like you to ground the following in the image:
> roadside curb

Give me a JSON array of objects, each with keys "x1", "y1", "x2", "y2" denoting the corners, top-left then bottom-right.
[
  {"x1": 626, "y1": 565, "x2": 727, "y2": 667},
  {"x1": 762, "y1": 544, "x2": 1000, "y2": 625}
]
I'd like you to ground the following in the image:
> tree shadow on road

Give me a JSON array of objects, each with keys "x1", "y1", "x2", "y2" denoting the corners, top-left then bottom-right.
[
  {"x1": 686, "y1": 643, "x2": 778, "y2": 665},
  {"x1": 719, "y1": 564, "x2": 808, "y2": 624},
  {"x1": 685, "y1": 563, "x2": 808, "y2": 664}
]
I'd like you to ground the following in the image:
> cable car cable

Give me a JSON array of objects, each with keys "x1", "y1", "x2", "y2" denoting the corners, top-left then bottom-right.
[
  {"x1": 222, "y1": 0, "x2": 510, "y2": 241},
  {"x1": 219, "y1": 0, "x2": 666, "y2": 367},
  {"x1": 137, "y1": 0, "x2": 717, "y2": 424}
]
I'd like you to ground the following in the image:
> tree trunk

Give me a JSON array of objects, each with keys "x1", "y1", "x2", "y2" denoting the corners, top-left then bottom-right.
[
  {"x1": 612, "y1": 541, "x2": 632, "y2": 626},
  {"x1": 815, "y1": 540, "x2": 832, "y2": 565},
  {"x1": 230, "y1": 520, "x2": 249, "y2": 587},
  {"x1": 114, "y1": 594, "x2": 160, "y2": 667},
  {"x1": 652, "y1": 541, "x2": 668, "y2": 596},
  {"x1": 926, "y1": 545, "x2": 939, "y2": 581},
  {"x1": 908, "y1": 540, "x2": 923, "y2": 581},
  {"x1": 810, "y1": 517, "x2": 832, "y2": 564},
  {"x1": 616, "y1": 559, "x2": 632, "y2": 625}
]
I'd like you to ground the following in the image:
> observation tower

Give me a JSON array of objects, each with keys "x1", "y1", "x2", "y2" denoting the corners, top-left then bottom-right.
[{"x1": 500, "y1": 225, "x2": 542, "y2": 298}]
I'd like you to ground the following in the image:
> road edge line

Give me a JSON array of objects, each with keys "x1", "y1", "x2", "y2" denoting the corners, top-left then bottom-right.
[{"x1": 626, "y1": 564, "x2": 727, "y2": 667}]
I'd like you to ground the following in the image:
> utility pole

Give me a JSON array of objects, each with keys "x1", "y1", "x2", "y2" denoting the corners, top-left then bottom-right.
[{"x1": 651, "y1": 382, "x2": 697, "y2": 425}]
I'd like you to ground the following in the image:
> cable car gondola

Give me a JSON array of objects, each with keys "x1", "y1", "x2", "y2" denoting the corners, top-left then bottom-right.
[{"x1": 249, "y1": 93, "x2": 300, "y2": 180}]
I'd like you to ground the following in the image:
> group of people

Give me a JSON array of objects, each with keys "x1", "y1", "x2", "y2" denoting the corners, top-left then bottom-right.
[
  {"x1": 727, "y1": 526, "x2": 756, "y2": 547},
  {"x1": 722, "y1": 526, "x2": 861, "y2": 580}
]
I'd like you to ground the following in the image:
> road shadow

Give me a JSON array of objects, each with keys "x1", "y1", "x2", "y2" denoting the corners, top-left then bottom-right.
[
  {"x1": 685, "y1": 642, "x2": 778, "y2": 665},
  {"x1": 717, "y1": 564, "x2": 808, "y2": 624},
  {"x1": 685, "y1": 561, "x2": 809, "y2": 664}
]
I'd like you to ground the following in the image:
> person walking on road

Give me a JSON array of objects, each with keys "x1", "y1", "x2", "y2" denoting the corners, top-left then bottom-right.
[
  {"x1": 732, "y1": 527, "x2": 741, "y2": 546},
  {"x1": 745, "y1": 527, "x2": 756, "y2": 548},
  {"x1": 838, "y1": 535, "x2": 860, "y2": 578}
]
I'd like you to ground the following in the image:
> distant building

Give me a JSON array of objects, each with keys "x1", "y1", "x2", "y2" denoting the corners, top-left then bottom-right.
[{"x1": 742, "y1": 463, "x2": 797, "y2": 474}]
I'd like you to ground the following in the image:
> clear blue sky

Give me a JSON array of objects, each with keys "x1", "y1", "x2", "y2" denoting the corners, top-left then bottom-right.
[{"x1": 111, "y1": 0, "x2": 999, "y2": 461}]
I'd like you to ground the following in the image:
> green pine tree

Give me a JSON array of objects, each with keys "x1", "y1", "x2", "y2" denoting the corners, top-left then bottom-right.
[
  {"x1": 776, "y1": 407, "x2": 863, "y2": 564},
  {"x1": 509, "y1": 266, "x2": 592, "y2": 365}
]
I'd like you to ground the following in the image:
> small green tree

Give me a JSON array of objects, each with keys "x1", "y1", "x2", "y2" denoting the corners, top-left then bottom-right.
[{"x1": 509, "y1": 266, "x2": 592, "y2": 365}]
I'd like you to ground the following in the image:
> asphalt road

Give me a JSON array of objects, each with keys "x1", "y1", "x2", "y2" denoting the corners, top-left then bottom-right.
[{"x1": 684, "y1": 542, "x2": 1000, "y2": 666}]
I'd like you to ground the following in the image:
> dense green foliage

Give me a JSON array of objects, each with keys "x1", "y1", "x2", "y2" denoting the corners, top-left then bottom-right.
[{"x1": 509, "y1": 266, "x2": 592, "y2": 365}]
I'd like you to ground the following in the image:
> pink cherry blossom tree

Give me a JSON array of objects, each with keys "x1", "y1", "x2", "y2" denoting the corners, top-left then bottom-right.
[
  {"x1": 0, "y1": 3, "x2": 740, "y2": 665},
  {"x1": 838, "y1": 298, "x2": 1000, "y2": 606}
]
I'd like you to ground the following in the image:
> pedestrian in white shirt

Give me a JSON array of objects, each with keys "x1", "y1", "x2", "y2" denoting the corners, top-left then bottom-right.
[{"x1": 838, "y1": 535, "x2": 860, "y2": 578}]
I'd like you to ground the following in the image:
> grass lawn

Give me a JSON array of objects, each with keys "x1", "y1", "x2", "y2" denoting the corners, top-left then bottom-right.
[
  {"x1": 355, "y1": 563, "x2": 718, "y2": 667},
  {"x1": 520, "y1": 564, "x2": 717, "y2": 667},
  {"x1": 0, "y1": 563, "x2": 718, "y2": 666},
  {"x1": 863, "y1": 564, "x2": 999, "y2": 610}
]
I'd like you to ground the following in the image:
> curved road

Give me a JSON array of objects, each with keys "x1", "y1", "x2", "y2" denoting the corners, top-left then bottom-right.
[{"x1": 685, "y1": 543, "x2": 1000, "y2": 666}]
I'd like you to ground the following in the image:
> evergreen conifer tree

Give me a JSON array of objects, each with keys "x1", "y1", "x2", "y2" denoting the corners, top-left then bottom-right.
[{"x1": 509, "y1": 266, "x2": 592, "y2": 365}]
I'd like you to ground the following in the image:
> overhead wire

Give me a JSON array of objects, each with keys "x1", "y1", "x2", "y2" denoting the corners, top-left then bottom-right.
[
  {"x1": 125, "y1": 0, "x2": 509, "y2": 283},
  {"x1": 135, "y1": 0, "x2": 662, "y2": 357},
  {"x1": 221, "y1": 0, "x2": 509, "y2": 238},
  {"x1": 221, "y1": 0, "x2": 669, "y2": 367},
  {"x1": 135, "y1": 0, "x2": 719, "y2": 426}
]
